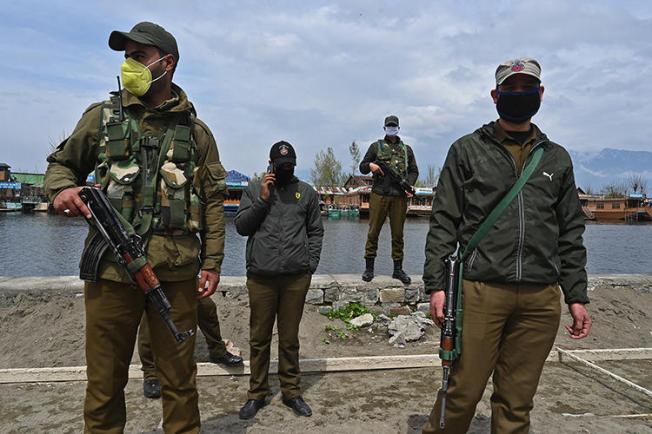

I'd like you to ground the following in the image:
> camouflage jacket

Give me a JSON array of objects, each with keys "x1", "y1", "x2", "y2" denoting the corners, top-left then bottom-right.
[{"x1": 44, "y1": 84, "x2": 226, "y2": 282}]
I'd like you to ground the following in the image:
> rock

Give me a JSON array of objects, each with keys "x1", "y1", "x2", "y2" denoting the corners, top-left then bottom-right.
[
  {"x1": 389, "y1": 331, "x2": 406, "y2": 347},
  {"x1": 324, "y1": 285, "x2": 341, "y2": 303},
  {"x1": 405, "y1": 288, "x2": 419, "y2": 303},
  {"x1": 417, "y1": 303, "x2": 430, "y2": 314},
  {"x1": 333, "y1": 300, "x2": 350, "y2": 311},
  {"x1": 377, "y1": 313, "x2": 392, "y2": 325},
  {"x1": 338, "y1": 288, "x2": 365, "y2": 304},
  {"x1": 380, "y1": 288, "x2": 405, "y2": 303},
  {"x1": 388, "y1": 315, "x2": 425, "y2": 342},
  {"x1": 318, "y1": 306, "x2": 333, "y2": 315},
  {"x1": 349, "y1": 313, "x2": 374, "y2": 328},
  {"x1": 305, "y1": 289, "x2": 324, "y2": 305},
  {"x1": 364, "y1": 287, "x2": 380, "y2": 305},
  {"x1": 389, "y1": 306, "x2": 412, "y2": 316}
]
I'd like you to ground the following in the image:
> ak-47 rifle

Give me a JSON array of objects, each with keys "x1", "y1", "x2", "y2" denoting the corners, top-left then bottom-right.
[
  {"x1": 437, "y1": 254, "x2": 463, "y2": 429},
  {"x1": 373, "y1": 159, "x2": 416, "y2": 196},
  {"x1": 78, "y1": 187, "x2": 194, "y2": 344}
]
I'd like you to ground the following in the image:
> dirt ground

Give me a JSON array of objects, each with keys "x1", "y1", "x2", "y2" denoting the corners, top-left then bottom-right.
[
  {"x1": 0, "y1": 279, "x2": 650, "y2": 369},
  {"x1": 1, "y1": 361, "x2": 651, "y2": 433},
  {"x1": 0, "y1": 279, "x2": 651, "y2": 433}
]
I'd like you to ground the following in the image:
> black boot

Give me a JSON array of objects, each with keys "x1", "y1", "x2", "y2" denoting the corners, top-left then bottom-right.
[
  {"x1": 143, "y1": 378, "x2": 161, "y2": 399},
  {"x1": 361, "y1": 257, "x2": 374, "y2": 282},
  {"x1": 392, "y1": 260, "x2": 411, "y2": 284}
]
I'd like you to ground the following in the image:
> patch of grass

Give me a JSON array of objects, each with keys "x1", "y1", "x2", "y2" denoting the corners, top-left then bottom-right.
[
  {"x1": 324, "y1": 324, "x2": 349, "y2": 341},
  {"x1": 325, "y1": 302, "x2": 370, "y2": 322},
  {"x1": 345, "y1": 323, "x2": 360, "y2": 331}
]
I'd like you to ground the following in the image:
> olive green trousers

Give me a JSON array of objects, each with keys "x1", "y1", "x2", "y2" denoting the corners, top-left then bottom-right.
[
  {"x1": 84, "y1": 278, "x2": 199, "y2": 434},
  {"x1": 422, "y1": 280, "x2": 561, "y2": 434},
  {"x1": 246, "y1": 272, "x2": 312, "y2": 400},
  {"x1": 364, "y1": 191, "x2": 408, "y2": 261},
  {"x1": 139, "y1": 296, "x2": 227, "y2": 380}
]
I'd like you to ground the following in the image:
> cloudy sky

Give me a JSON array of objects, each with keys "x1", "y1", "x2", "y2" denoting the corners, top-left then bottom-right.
[{"x1": 2, "y1": 0, "x2": 651, "y2": 180}]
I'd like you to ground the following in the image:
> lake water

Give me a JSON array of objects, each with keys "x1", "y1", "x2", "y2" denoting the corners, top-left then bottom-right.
[{"x1": 1, "y1": 213, "x2": 651, "y2": 277}]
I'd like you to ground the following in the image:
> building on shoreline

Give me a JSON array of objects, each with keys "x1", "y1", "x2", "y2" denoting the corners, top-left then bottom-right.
[{"x1": 579, "y1": 191, "x2": 651, "y2": 222}]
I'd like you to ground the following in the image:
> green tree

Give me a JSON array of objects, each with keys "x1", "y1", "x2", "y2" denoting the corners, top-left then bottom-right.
[
  {"x1": 311, "y1": 147, "x2": 345, "y2": 186},
  {"x1": 348, "y1": 141, "x2": 361, "y2": 176}
]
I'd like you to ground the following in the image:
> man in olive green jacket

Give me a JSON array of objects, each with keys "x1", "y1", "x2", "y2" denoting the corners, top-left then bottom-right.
[
  {"x1": 44, "y1": 22, "x2": 226, "y2": 434},
  {"x1": 422, "y1": 58, "x2": 592, "y2": 433}
]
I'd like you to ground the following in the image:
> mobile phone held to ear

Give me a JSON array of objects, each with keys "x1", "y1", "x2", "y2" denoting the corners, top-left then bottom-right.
[{"x1": 267, "y1": 163, "x2": 275, "y2": 174}]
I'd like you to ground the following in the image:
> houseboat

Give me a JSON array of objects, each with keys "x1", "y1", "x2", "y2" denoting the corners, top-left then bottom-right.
[
  {"x1": 579, "y1": 192, "x2": 651, "y2": 222},
  {"x1": 316, "y1": 175, "x2": 435, "y2": 218}
]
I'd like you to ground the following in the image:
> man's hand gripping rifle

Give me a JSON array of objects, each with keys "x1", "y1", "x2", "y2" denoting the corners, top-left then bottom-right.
[
  {"x1": 79, "y1": 187, "x2": 194, "y2": 344},
  {"x1": 438, "y1": 254, "x2": 463, "y2": 429},
  {"x1": 373, "y1": 160, "x2": 416, "y2": 196}
]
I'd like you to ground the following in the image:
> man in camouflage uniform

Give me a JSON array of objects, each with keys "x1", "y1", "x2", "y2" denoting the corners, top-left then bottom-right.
[
  {"x1": 44, "y1": 22, "x2": 226, "y2": 433},
  {"x1": 359, "y1": 115, "x2": 419, "y2": 284}
]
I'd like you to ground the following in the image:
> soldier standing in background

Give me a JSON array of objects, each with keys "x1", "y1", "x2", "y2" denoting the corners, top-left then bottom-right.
[{"x1": 359, "y1": 115, "x2": 419, "y2": 284}]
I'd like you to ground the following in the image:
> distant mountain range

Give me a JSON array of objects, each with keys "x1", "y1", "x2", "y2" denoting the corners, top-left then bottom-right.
[{"x1": 570, "y1": 148, "x2": 652, "y2": 192}]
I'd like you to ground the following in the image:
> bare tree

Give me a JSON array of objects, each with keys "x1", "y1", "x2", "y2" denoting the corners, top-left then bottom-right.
[
  {"x1": 627, "y1": 174, "x2": 647, "y2": 194},
  {"x1": 348, "y1": 141, "x2": 361, "y2": 176},
  {"x1": 602, "y1": 181, "x2": 627, "y2": 198}
]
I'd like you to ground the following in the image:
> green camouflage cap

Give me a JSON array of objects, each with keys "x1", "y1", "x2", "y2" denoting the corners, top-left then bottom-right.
[
  {"x1": 384, "y1": 115, "x2": 399, "y2": 127},
  {"x1": 109, "y1": 22, "x2": 179, "y2": 61},
  {"x1": 495, "y1": 57, "x2": 541, "y2": 85}
]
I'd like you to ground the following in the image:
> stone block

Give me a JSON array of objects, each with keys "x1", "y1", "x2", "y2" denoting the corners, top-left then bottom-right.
[
  {"x1": 305, "y1": 289, "x2": 324, "y2": 305},
  {"x1": 417, "y1": 303, "x2": 430, "y2": 314},
  {"x1": 379, "y1": 288, "x2": 405, "y2": 303},
  {"x1": 389, "y1": 306, "x2": 412, "y2": 316},
  {"x1": 324, "y1": 285, "x2": 341, "y2": 303}
]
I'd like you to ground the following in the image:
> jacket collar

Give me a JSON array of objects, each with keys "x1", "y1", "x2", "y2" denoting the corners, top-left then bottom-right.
[
  {"x1": 121, "y1": 83, "x2": 196, "y2": 116},
  {"x1": 479, "y1": 121, "x2": 548, "y2": 146}
]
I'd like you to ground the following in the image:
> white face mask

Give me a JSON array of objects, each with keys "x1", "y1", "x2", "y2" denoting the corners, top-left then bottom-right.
[{"x1": 384, "y1": 126, "x2": 400, "y2": 136}]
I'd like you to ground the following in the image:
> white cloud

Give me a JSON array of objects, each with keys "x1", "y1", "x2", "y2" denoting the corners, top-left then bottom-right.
[{"x1": 1, "y1": 0, "x2": 651, "y2": 179}]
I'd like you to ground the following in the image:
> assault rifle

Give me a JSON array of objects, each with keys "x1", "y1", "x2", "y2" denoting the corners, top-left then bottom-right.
[
  {"x1": 438, "y1": 254, "x2": 463, "y2": 429},
  {"x1": 373, "y1": 160, "x2": 415, "y2": 195},
  {"x1": 78, "y1": 187, "x2": 194, "y2": 344}
]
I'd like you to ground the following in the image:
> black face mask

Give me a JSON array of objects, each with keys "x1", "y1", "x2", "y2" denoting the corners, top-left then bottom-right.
[
  {"x1": 496, "y1": 88, "x2": 541, "y2": 123},
  {"x1": 275, "y1": 166, "x2": 295, "y2": 185}
]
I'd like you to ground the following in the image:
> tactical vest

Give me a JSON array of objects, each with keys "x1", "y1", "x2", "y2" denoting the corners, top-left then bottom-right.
[
  {"x1": 93, "y1": 93, "x2": 203, "y2": 237},
  {"x1": 376, "y1": 139, "x2": 408, "y2": 177}
]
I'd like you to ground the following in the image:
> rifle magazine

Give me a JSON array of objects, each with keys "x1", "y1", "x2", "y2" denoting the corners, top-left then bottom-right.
[{"x1": 79, "y1": 230, "x2": 110, "y2": 282}]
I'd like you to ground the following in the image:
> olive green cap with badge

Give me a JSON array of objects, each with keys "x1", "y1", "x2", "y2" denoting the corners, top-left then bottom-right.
[
  {"x1": 384, "y1": 115, "x2": 399, "y2": 127},
  {"x1": 495, "y1": 57, "x2": 541, "y2": 85},
  {"x1": 109, "y1": 21, "x2": 179, "y2": 61}
]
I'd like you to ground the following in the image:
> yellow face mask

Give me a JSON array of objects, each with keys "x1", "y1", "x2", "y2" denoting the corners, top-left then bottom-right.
[{"x1": 120, "y1": 56, "x2": 168, "y2": 97}]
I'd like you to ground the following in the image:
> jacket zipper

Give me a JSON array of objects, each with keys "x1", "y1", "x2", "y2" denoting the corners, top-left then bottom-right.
[
  {"x1": 514, "y1": 139, "x2": 546, "y2": 280},
  {"x1": 485, "y1": 134, "x2": 546, "y2": 281}
]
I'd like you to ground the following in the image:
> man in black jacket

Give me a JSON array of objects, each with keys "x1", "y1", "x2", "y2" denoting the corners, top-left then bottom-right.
[
  {"x1": 235, "y1": 141, "x2": 324, "y2": 420},
  {"x1": 422, "y1": 58, "x2": 592, "y2": 433},
  {"x1": 359, "y1": 115, "x2": 419, "y2": 284}
]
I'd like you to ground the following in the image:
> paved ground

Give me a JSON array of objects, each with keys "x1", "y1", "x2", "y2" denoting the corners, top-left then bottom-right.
[{"x1": 2, "y1": 360, "x2": 651, "y2": 433}]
